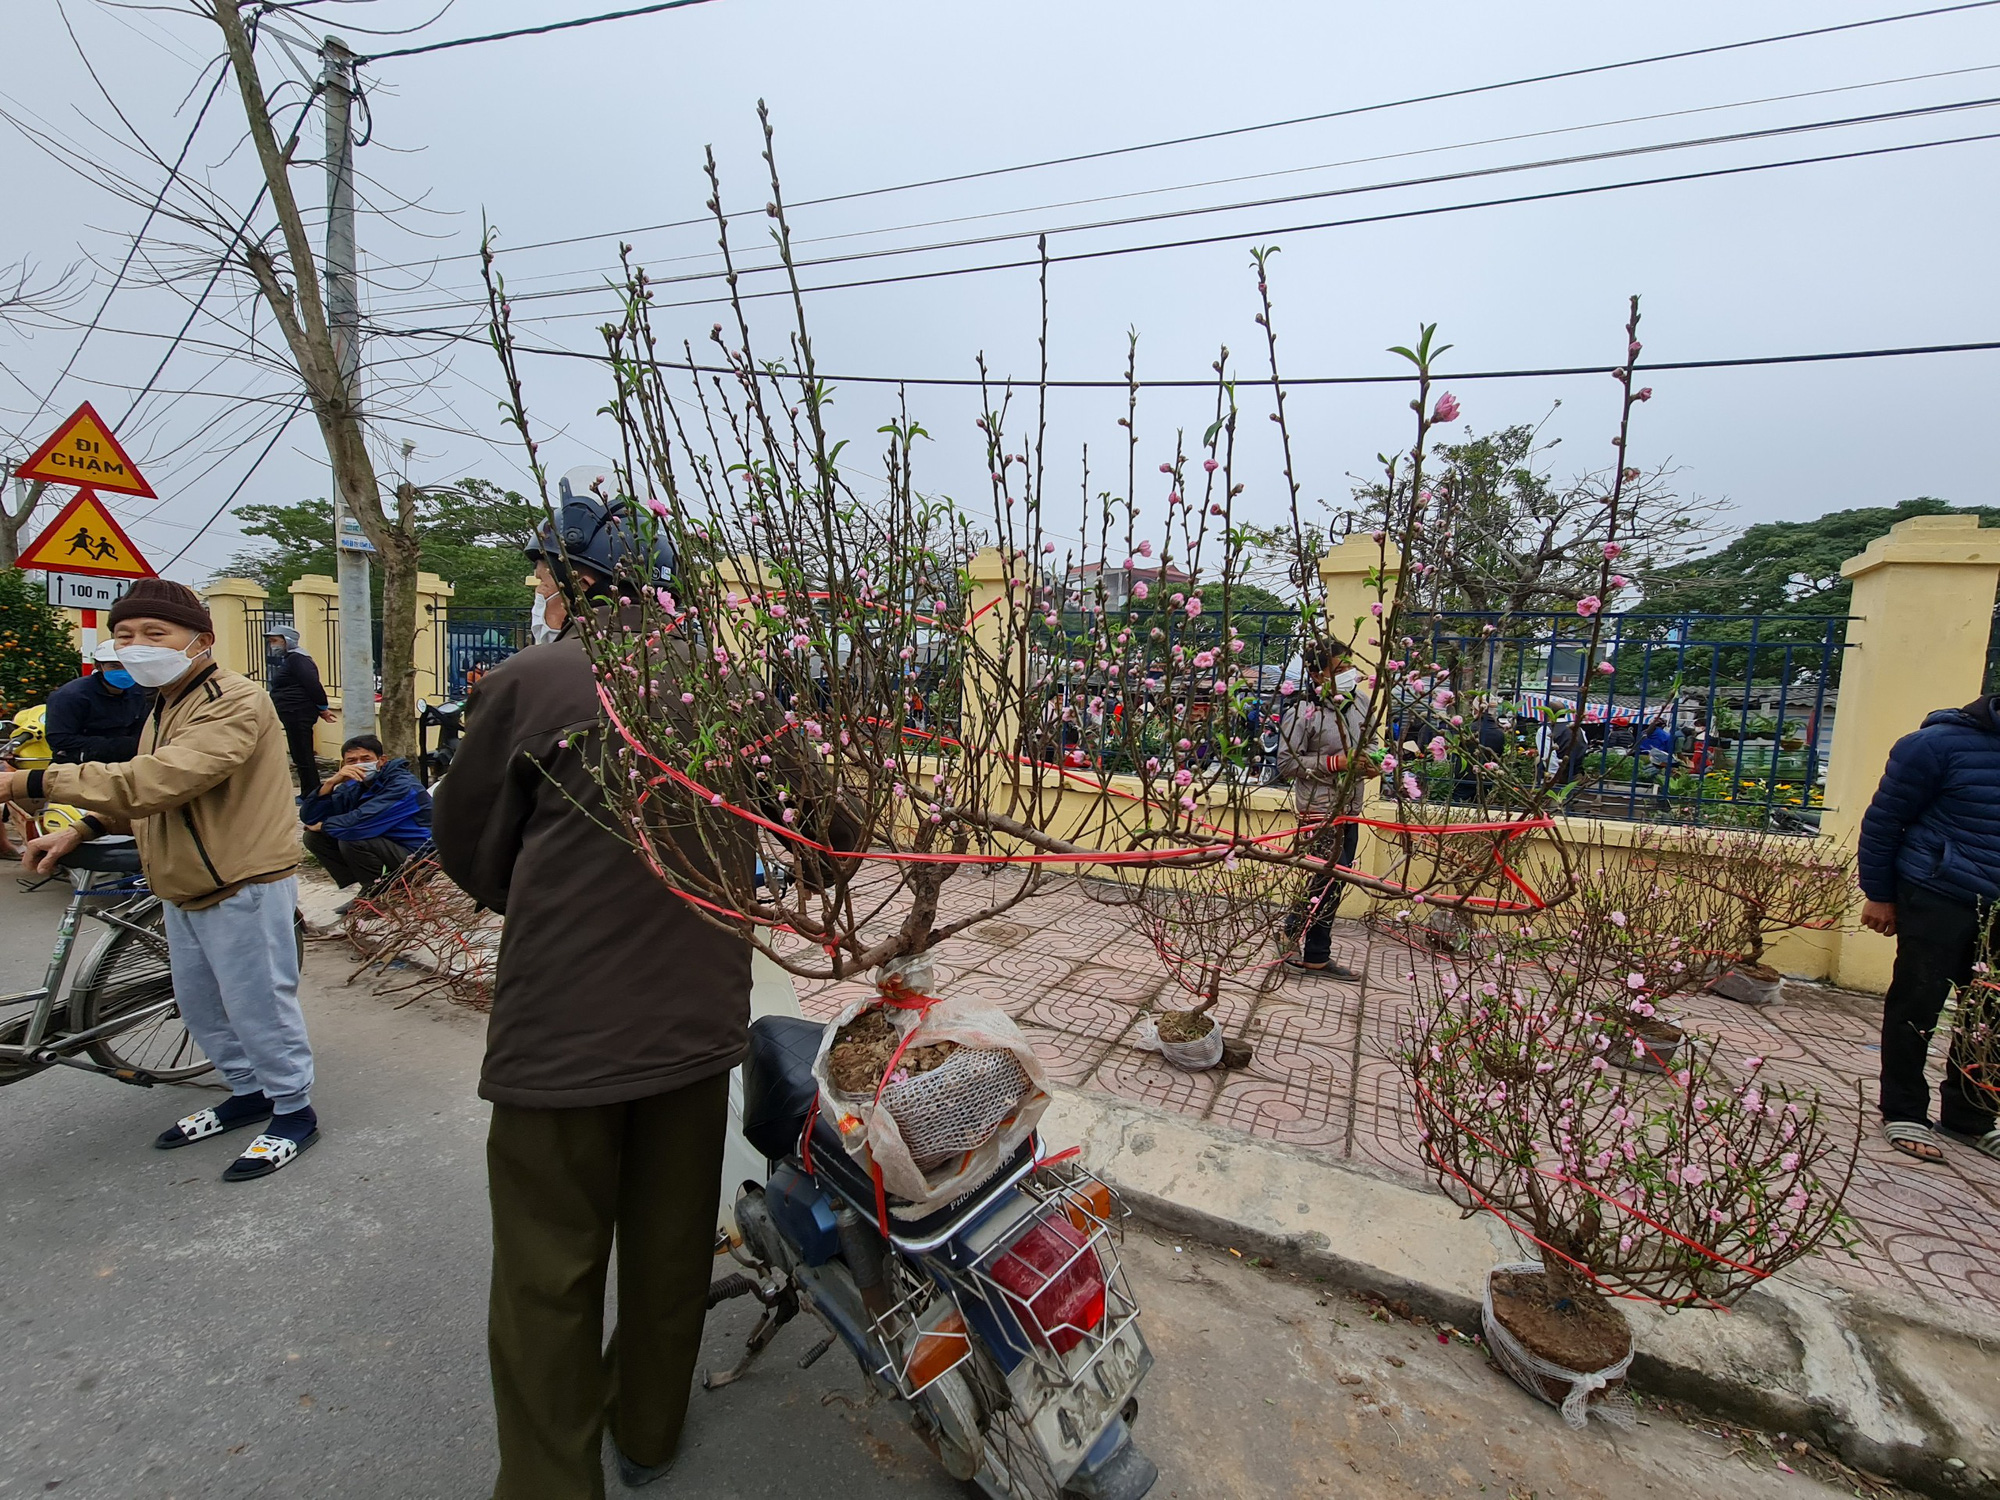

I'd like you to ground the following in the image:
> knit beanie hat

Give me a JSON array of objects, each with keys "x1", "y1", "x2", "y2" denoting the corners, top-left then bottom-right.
[{"x1": 107, "y1": 578, "x2": 213, "y2": 634}]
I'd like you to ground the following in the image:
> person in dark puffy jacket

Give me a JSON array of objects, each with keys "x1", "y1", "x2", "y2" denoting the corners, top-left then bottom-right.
[
  {"x1": 1857, "y1": 695, "x2": 2000, "y2": 1164},
  {"x1": 299, "y1": 734, "x2": 430, "y2": 893}
]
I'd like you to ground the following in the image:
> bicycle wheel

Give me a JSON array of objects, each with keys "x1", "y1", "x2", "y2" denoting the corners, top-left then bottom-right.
[{"x1": 68, "y1": 896, "x2": 212, "y2": 1083}]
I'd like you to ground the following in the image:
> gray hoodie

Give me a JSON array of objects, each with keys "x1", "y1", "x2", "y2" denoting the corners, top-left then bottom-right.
[{"x1": 1277, "y1": 687, "x2": 1371, "y2": 816}]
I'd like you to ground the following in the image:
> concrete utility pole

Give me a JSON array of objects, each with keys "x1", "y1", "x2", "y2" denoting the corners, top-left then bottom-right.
[{"x1": 321, "y1": 35, "x2": 376, "y2": 741}]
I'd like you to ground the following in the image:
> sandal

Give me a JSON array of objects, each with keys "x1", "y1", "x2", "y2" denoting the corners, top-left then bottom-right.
[
  {"x1": 1937, "y1": 1126, "x2": 2000, "y2": 1162},
  {"x1": 222, "y1": 1129, "x2": 319, "y2": 1182},
  {"x1": 153, "y1": 1102, "x2": 272, "y2": 1150},
  {"x1": 1882, "y1": 1120, "x2": 1946, "y2": 1164}
]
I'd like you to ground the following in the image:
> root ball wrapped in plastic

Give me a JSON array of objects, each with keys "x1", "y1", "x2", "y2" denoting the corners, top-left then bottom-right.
[{"x1": 813, "y1": 952, "x2": 1051, "y2": 1215}]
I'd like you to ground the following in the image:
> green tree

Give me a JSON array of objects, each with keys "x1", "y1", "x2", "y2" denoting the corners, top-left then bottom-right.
[
  {"x1": 1636, "y1": 498, "x2": 2000, "y2": 685},
  {"x1": 220, "y1": 479, "x2": 544, "y2": 612},
  {"x1": 0, "y1": 569, "x2": 86, "y2": 715}
]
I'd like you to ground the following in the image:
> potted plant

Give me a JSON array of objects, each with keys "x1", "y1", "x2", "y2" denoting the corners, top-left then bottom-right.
[
  {"x1": 1690, "y1": 832, "x2": 1853, "y2": 1006},
  {"x1": 1405, "y1": 920, "x2": 1855, "y2": 1427}
]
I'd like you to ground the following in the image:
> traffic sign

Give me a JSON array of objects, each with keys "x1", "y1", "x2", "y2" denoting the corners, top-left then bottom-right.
[
  {"x1": 16, "y1": 489, "x2": 155, "y2": 579},
  {"x1": 14, "y1": 402, "x2": 156, "y2": 498},
  {"x1": 46, "y1": 573, "x2": 132, "y2": 610}
]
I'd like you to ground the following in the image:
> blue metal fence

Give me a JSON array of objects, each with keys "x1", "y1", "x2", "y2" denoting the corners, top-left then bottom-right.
[
  {"x1": 1418, "y1": 611, "x2": 1851, "y2": 829},
  {"x1": 442, "y1": 607, "x2": 530, "y2": 697}
]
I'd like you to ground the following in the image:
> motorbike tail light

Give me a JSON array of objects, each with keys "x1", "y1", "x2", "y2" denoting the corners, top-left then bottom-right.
[
  {"x1": 1063, "y1": 1179, "x2": 1113, "y2": 1235},
  {"x1": 906, "y1": 1310, "x2": 969, "y2": 1392},
  {"x1": 989, "y1": 1210, "x2": 1106, "y2": 1354}
]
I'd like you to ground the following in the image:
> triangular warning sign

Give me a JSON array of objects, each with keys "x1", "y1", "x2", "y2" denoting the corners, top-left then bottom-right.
[
  {"x1": 17, "y1": 489, "x2": 155, "y2": 580},
  {"x1": 15, "y1": 402, "x2": 156, "y2": 498}
]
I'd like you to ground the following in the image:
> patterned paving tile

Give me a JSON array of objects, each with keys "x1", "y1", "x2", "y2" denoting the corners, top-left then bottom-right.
[{"x1": 789, "y1": 881, "x2": 2000, "y2": 1323}]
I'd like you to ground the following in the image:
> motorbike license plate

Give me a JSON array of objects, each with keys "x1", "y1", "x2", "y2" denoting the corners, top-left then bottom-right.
[{"x1": 1020, "y1": 1323, "x2": 1152, "y2": 1483}]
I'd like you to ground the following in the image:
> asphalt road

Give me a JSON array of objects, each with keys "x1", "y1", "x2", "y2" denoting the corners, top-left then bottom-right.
[{"x1": 0, "y1": 869, "x2": 1904, "y2": 1499}]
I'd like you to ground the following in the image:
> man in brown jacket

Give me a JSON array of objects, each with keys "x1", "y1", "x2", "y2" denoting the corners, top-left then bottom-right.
[
  {"x1": 15, "y1": 579, "x2": 316, "y2": 1180},
  {"x1": 433, "y1": 487, "x2": 751, "y2": 1498}
]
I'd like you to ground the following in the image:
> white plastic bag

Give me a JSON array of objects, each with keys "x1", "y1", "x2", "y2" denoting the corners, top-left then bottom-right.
[
  {"x1": 1481, "y1": 1262, "x2": 1636, "y2": 1430},
  {"x1": 813, "y1": 952, "x2": 1051, "y2": 1220}
]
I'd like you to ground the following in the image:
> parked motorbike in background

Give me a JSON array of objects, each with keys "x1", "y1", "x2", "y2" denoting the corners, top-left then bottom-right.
[
  {"x1": 414, "y1": 698, "x2": 463, "y2": 787},
  {"x1": 710, "y1": 1015, "x2": 1158, "y2": 1500}
]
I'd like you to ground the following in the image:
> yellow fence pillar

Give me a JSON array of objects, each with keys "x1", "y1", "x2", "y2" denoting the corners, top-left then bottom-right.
[
  {"x1": 413, "y1": 572, "x2": 454, "y2": 706},
  {"x1": 1319, "y1": 537, "x2": 1404, "y2": 890},
  {"x1": 288, "y1": 573, "x2": 348, "y2": 759},
  {"x1": 201, "y1": 577, "x2": 267, "y2": 677},
  {"x1": 1318, "y1": 534, "x2": 1401, "y2": 654},
  {"x1": 1824, "y1": 515, "x2": 2000, "y2": 991},
  {"x1": 965, "y1": 546, "x2": 1025, "y2": 800}
]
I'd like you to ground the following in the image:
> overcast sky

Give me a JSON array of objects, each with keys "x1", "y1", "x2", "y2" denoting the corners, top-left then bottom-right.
[{"x1": 3, "y1": 0, "x2": 1997, "y2": 587}]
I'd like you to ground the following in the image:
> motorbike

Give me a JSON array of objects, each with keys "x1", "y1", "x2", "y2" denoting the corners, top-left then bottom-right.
[
  {"x1": 414, "y1": 697, "x2": 464, "y2": 786},
  {"x1": 0, "y1": 704, "x2": 95, "y2": 851},
  {"x1": 712, "y1": 1014, "x2": 1158, "y2": 1499}
]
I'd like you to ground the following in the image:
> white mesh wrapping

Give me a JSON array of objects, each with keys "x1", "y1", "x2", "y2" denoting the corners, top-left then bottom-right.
[
  {"x1": 880, "y1": 1047, "x2": 1033, "y2": 1170},
  {"x1": 1481, "y1": 1262, "x2": 1636, "y2": 1431}
]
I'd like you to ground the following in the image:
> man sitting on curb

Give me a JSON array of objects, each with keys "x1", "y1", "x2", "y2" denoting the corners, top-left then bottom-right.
[
  {"x1": 300, "y1": 733, "x2": 430, "y2": 900},
  {"x1": 1859, "y1": 693, "x2": 2000, "y2": 1165},
  {"x1": 11, "y1": 578, "x2": 318, "y2": 1182}
]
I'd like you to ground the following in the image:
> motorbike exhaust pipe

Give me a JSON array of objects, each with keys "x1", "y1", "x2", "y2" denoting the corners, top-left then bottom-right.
[{"x1": 834, "y1": 1204, "x2": 893, "y2": 1320}]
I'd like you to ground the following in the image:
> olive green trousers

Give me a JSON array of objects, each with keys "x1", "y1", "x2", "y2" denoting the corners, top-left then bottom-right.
[{"x1": 486, "y1": 1070, "x2": 729, "y2": 1500}]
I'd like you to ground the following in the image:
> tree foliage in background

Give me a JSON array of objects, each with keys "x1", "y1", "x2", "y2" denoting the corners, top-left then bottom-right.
[
  {"x1": 1352, "y1": 421, "x2": 1727, "y2": 624},
  {"x1": 1637, "y1": 498, "x2": 2000, "y2": 684},
  {"x1": 221, "y1": 478, "x2": 543, "y2": 612},
  {"x1": 0, "y1": 569, "x2": 84, "y2": 715}
]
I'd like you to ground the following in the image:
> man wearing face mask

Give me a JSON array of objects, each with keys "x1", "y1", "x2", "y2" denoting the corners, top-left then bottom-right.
[
  {"x1": 299, "y1": 733, "x2": 432, "y2": 897},
  {"x1": 264, "y1": 625, "x2": 336, "y2": 795},
  {"x1": 1277, "y1": 638, "x2": 1371, "y2": 978},
  {"x1": 11, "y1": 578, "x2": 317, "y2": 1181},
  {"x1": 44, "y1": 640, "x2": 153, "y2": 763},
  {"x1": 528, "y1": 571, "x2": 567, "y2": 646}
]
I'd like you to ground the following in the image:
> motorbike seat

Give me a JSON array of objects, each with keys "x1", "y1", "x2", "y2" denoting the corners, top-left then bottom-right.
[{"x1": 61, "y1": 839, "x2": 143, "y2": 875}]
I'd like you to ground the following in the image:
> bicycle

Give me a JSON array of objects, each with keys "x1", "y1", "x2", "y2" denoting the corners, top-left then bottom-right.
[{"x1": 0, "y1": 839, "x2": 204, "y2": 1088}]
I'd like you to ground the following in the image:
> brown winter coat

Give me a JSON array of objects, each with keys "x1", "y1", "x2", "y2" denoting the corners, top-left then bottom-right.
[
  {"x1": 36, "y1": 663, "x2": 302, "y2": 909},
  {"x1": 434, "y1": 617, "x2": 857, "y2": 1110}
]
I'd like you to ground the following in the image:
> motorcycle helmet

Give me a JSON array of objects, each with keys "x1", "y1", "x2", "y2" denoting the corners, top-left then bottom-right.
[{"x1": 524, "y1": 475, "x2": 676, "y2": 599}]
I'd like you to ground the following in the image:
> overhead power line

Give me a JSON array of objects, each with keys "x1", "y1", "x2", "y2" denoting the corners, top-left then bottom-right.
[
  {"x1": 372, "y1": 92, "x2": 2000, "y2": 320},
  {"x1": 355, "y1": 0, "x2": 723, "y2": 62},
  {"x1": 366, "y1": 0, "x2": 2000, "y2": 274},
  {"x1": 466, "y1": 333, "x2": 2000, "y2": 389},
  {"x1": 378, "y1": 124, "x2": 2000, "y2": 331}
]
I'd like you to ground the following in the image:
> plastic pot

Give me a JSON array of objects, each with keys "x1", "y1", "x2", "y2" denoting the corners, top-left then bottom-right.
[{"x1": 1710, "y1": 964, "x2": 1784, "y2": 1007}]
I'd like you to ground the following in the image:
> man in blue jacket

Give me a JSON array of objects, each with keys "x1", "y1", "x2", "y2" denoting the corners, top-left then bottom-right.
[
  {"x1": 299, "y1": 734, "x2": 430, "y2": 894},
  {"x1": 44, "y1": 641, "x2": 152, "y2": 763},
  {"x1": 1858, "y1": 694, "x2": 2000, "y2": 1163}
]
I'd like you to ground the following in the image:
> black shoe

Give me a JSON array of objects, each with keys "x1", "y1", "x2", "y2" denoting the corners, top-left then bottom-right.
[
  {"x1": 613, "y1": 1444, "x2": 676, "y2": 1488},
  {"x1": 1282, "y1": 956, "x2": 1359, "y2": 979}
]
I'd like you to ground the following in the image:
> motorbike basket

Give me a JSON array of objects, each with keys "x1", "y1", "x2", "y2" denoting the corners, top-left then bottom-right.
[{"x1": 956, "y1": 1163, "x2": 1143, "y2": 1389}]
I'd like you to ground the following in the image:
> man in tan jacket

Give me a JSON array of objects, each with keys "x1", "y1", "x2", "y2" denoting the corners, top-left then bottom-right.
[{"x1": 13, "y1": 579, "x2": 317, "y2": 1181}]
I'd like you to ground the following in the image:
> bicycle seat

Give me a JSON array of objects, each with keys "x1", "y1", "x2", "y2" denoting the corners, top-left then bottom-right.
[{"x1": 61, "y1": 840, "x2": 143, "y2": 875}]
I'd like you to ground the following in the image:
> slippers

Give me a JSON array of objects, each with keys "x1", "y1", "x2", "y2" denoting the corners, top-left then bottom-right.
[
  {"x1": 1882, "y1": 1120, "x2": 1946, "y2": 1164},
  {"x1": 222, "y1": 1129, "x2": 319, "y2": 1182},
  {"x1": 1937, "y1": 1125, "x2": 2000, "y2": 1162},
  {"x1": 154, "y1": 1103, "x2": 272, "y2": 1151}
]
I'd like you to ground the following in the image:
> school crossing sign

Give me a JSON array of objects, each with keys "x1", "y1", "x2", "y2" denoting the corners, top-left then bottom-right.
[
  {"x1": 13, "y1": 402, "x2": 157, "y2": 498},
  {"x1": 16, "y1": 489, "x2": 154, "y2": 580}
]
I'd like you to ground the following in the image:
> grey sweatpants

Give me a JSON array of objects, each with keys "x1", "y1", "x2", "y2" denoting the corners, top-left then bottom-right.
[{"x1": 162, "y1": 876, "x2": 312, "y2": 1114}]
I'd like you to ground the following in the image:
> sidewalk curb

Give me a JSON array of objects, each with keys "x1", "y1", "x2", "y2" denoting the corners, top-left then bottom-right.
[{"x1": 1041, "y1": 1086, "x2": 2000, "y2": 1500}]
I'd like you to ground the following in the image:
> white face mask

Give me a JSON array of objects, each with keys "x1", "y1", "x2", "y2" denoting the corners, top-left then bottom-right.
[
  {"x1": 1334, "y1": 667, "x2": 1362, "y2": 695},
  {"x1": 349, "y1": 758, "x2": 379, "y2": 777},
  {"x1": 531, "y1": 591, "x2": 562, "y2": 646},
  {"x1": 117, "y1": 640, "x2": 210, "y2": 689}
]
